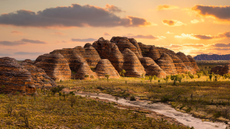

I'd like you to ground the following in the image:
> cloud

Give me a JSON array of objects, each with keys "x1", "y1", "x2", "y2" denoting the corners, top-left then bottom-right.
[
  {"x1": 169, "y1": 44, "x2": 204, "y2": 48},
  {"x1": 175, "y1": 33, "x2": 199, "y2": 40},
  {"x1": 21, "y1": 38, "x2": 46, "y2": 44},
  {"x1": 166, "y1": 31, "x2": 174, "y2": 34},
  {"x1": 105, "y1": 4, "x2": 123, "y2": 13},
  {"x1": 11, "y1": 31, "x2": 23, "y2": 34},
  {"x1": 157, "y1": 5, "x2": 179, "y2": 11},
  {"x1": 103, "y1": 32, "x2": 111, "y2": 36},
  {"x1": 162, "y1": 19, "x2": 186, "y2": 26},
  {"x1": 212, "y1": 43, "x2": 230, "y2": 47},
  {"x1": 0, "y1": 4, "x2": 150, "y2": 27},
  {"x1": 192, "y1": 5, "x2": 230, "y2": 21},
  {"x1": 194, "y1": 31, "x2": 230, "y2": 40},
  {"x1": 175, "y1": 31, "x2": 230, "y2": 40},
  {"x1": 0, "y1": 39, "x2": 46, "y2": 46},
  {"x1": 14, "y1": 52, "x2": 42, "y2": 55},
  {"x1": 128, "y1": 34, "x2": 166, "y2": 40},
  {"x1": 191, "y1": 19, "x2": 199, "y2": 24},
  {"x1": 71, "y1": 38, "x2": 96, "y2": 42}
]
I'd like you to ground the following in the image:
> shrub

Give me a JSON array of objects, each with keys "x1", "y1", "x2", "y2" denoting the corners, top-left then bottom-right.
[
  {"x1": 69, "y1": 95, "x2": 77, "y2": 107},
  {"x1": 18, "y1": 108, "x2": 30, "y2": 127},
  {"x1": 130, "y1": 96, "x2": 136, "y2": 101},
  {"x1": 105, "y1": 74, "x2": 110, "y2": 82},
  {"x1": 4, "y1": 101, "x2": 15, "y2": 116},
  {"x1": 119, "y1": 69, "x2": 126, "y2": 77},
  {"x1": 148, "y1": 76, "x2": 154, "y2": 82},
  {"x1": 50, "y1": 86, "x2": 65, "y2": 95}
]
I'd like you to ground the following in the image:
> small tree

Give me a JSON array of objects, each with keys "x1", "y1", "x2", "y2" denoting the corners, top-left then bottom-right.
[
  {"x1": 119, "y1": 69, "x2": 126, "y2": 77},
  {"x1": 18, "y1": 108, "x2": 30, "y2": 127},
  {"x1": 209, "y1": 74, "x2": 213, "y2": 81},
  {"x1": 148, "y1": 76, "x2": 154, "y2": 82},
  {"x1": 69, "y1": 95, "x2": 77, "y2": 108},
  {"x1": 164, "y1": 75, "x2": 170, "y2": 85},
  {"x1": 105, "y1": 74, "x2": 110, "y2": 82},
  {"x1": 4, "y1": 101, "x2": 15, "y2": 116}
]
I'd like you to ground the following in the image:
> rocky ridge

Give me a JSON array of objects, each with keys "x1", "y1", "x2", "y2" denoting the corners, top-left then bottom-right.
[{"x1": 0, "y1": 36, "x2": 200, "y2": 94}]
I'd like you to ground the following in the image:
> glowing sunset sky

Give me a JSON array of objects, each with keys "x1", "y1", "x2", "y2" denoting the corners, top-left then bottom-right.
[{"x1": 0, "y1": 0, "x2": 230, "y2": 60}]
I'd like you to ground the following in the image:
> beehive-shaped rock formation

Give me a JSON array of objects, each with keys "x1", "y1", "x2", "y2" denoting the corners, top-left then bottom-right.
[
  {"x1": 169, "y1": 54, "x2": 189, "y2": 73},
  {"x1": 0, "y1": 57, "x2": 35, "y2": 94},
  {"x1": 93, "y1": 38, "x2": 124, "y2": 72},
  {"x1": 84, "y1": 44, "x2": 101, "y2": 68},
  {"x1": 176, "y1": 52, "x2": 195, "y2": 73},
  {"x1": 95, "y1": 59, "x2": 120, "y2": 78},
  {"x1": 156, "y1": 53, "x2": 177, "y2": 75},
  {"x1": 187, "y1": 55, "x2": 200, "y2": 71},
  {"x1": 74, "y1": 62, "x2": 98, "y2": 80},
  {"x1": 111, "y1": 37, "x2": 142, "y2": 58},
  {"x1": 35, "y1": 53, "x2": 71, "y2": 81},
  {"x1": 122, "y1": 48, "x2": 146, "y2": 77},
  {"x1": 140, "y1": 57, "x2": 166, "y2": 78},
  {"x1": 148, "y1": 46, "x2": 161, "y2": 61},
  {"x1": 21, "y1": 59, "x2": 56, "y2": 88}
]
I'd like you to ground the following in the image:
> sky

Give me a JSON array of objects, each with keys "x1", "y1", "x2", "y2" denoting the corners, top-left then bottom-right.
[{"x1": 0, "y1": 0, "x2": 230, "y2": 60}]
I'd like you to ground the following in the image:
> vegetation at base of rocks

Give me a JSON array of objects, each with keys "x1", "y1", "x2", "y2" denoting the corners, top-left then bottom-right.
[
  {"x1": 58, "y1": 69, "x2": 230, "y2": 122},
  {"x1": 0, "y1": 90, "x2": 188, "y2": 129}
]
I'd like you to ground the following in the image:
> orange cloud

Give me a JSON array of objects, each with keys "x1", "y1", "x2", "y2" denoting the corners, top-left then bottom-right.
[
  {"x1": 157, "y1": 5, "x2": 179, "y2": 11},
  {"x1": 11, "y1": 31, "x2": 23, "y2": 34},
  {"x1": 105, "y1": 4, "x2": 123, "y2": 12},
  {"x1": 127, "y1": 34, "x2": 165, "y2": 40},
  {"x1": 175, "y1": 31, "x2": 230, "y2": 40},
  {"x1": 192, "y1": 5, "x2": 230, "y2": 21},
  {"x1": 103, "y1": 32, "x2": 111, "y2": 36},
  {"x1": 175, "y1": 33, "x2": 199, "y2": 40},
  {"x1": 162, "y1": 19, "x2": 186, "y2": 27}
]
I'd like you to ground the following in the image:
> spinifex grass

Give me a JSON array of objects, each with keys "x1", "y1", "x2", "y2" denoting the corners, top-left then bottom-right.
[
  {"x1": 58, "y1": 75, "x2": 230, "y2": 122},
  {"x1": 0, "y1": 89, "x2": 189, "y2": 129}
]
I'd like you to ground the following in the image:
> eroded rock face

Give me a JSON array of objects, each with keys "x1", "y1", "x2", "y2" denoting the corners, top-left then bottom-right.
[
  {"x1": 35, "y1": 53, "x2": 71, "y2": 81},
  {"x1": 187, "y1": 55, "x2": 200, "y2": 72},
  {"x1": 148, "y1": 46, "x2": 161, "y2": 61},
  {"x1": 169, "y1": 54, "x2": 189, "y2": 74},
  {"x1": 211, "y1": 64, "x2": 230, "y2": 75},
  {"x1": 50, "y1": 48, "x2": 86, "y2": 73},
  {"x1": 176, "y1": 52, "x2": 195, "y2": 72},
  {"x1": 95, "y1": 59, "x2": 120, "y2": 78},
  {"x1": 138, "y1": 42, "x2": 151, "y2": 56},
  {"x1": 74, "y1": 62, "x2": 98, "y2": 80},
  {"x1": 156, "y1": 53, "x2": 177, "y2": 75},
  {"x1": 140, "y1": 57, "x2": 166, "y2": 78},
  {"x1": 93, "y1": 38, "x2": 124, "y2": 72},
  {"x1": 21, "y1": 59, "x2": 56, "y2": 88},
  {"x1": 84, "y1": 44, "x2": 101, "y2": 68},
  {"x1": 122, "y1": 48, "x2": 146, "y2": 77},
  {"x1": 0, "y1": 57, "x2": 35, "y2": 94},
  {"x1": 111, "y1": 37, "x2": 142, "y2": 58}
]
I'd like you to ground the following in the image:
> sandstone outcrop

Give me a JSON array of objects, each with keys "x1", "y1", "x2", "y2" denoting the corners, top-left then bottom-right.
[
  {"x1": 74, "y1": 62, "x2": 98, "y2": 80},
  {"x1": 211, "y1": 64, "x2": 230, "y2": 75},
  {"x1": 21, "y1": 59, "x2": 56, "y2": 88},
  {"x1": 148, "y1": 46, "x2": 161, "y2": 61},
  {"x1": 35, "y1": 53, "x2": 71, "y2": 81},
  {"x1": 111, "y1": 37, "x2": 142, "y2": 58},
  {"x1": 187, "y1": 55, "x2": 200, "y2": 71},
  {"x1": 156, "y1": 53, "x2": 177, "y2": 75},
  {"x1": 84, "y1": 44, "x2": 101, "y2": 68},
  {"x1": 140, "y1": 57, "x2": 166, "y2": 78},
  {"x1": 95, "y1": 59, "x2": 120, "y2": 78},
  {"x1": 169, "y1": 54, "x2": 189, "y2": 73},
  {"x1": 176, "y1": 52, "x2": 195, "y2": 72},
  {"x1": 122, "y1": 48, "x2": 146, "y2": 77},
  {"x1": 0, "y1": 57, "x2": 35, "y2": 94},
  {"x1": 93, "y1": 38, "x2": 124, "y2": 72}
]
